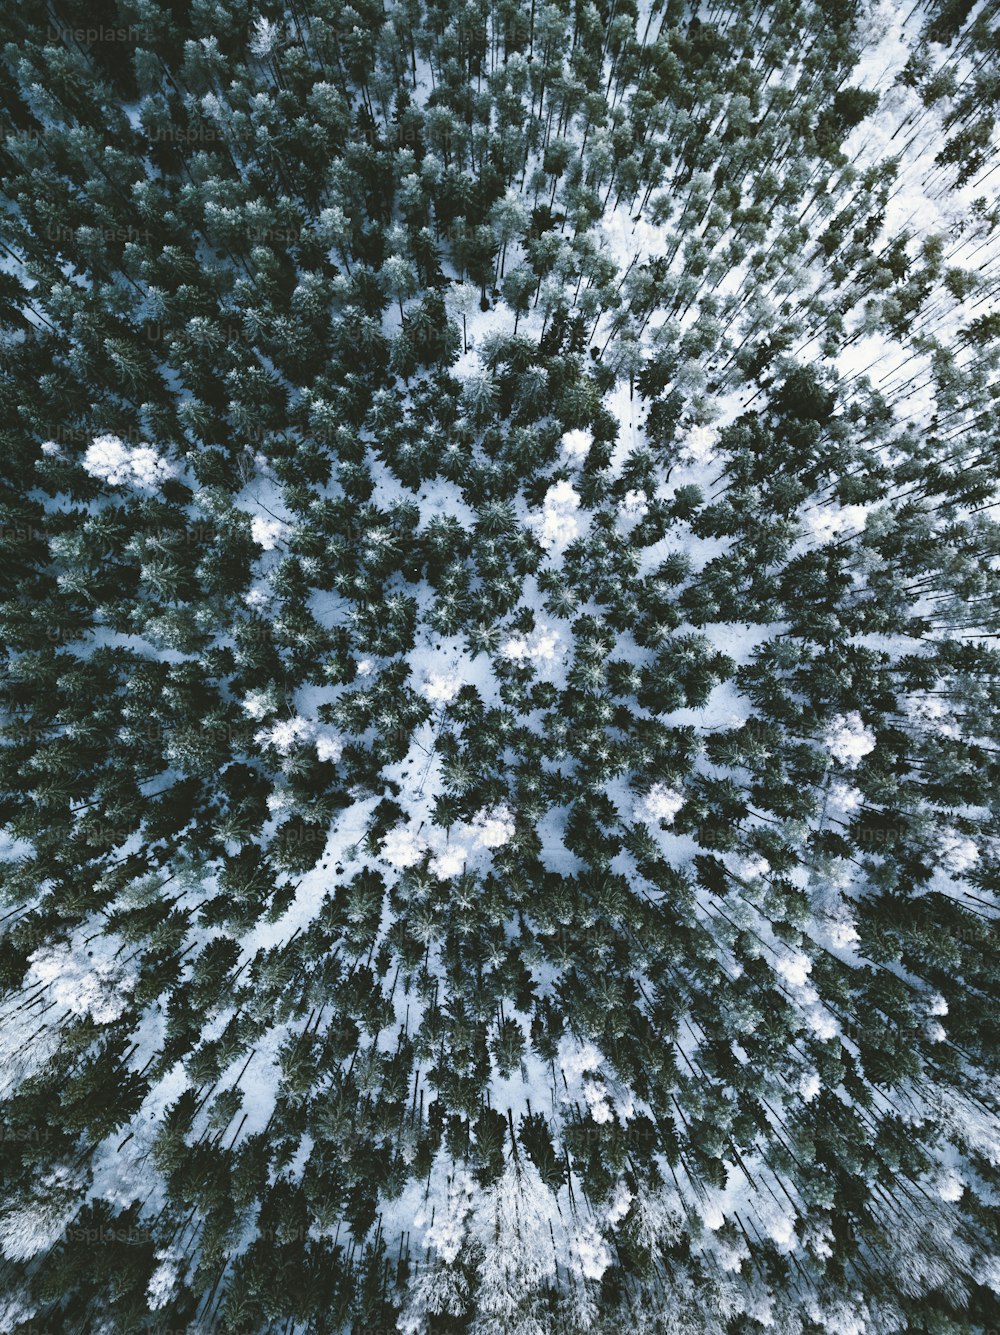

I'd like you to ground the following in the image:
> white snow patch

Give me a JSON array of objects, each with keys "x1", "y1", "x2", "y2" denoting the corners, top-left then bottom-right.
[
  {"x1": 428, "y1": 839, "x2": 470, "y2": 879},
  {"x1": 561, "y1": 427, "x2": 593, "y2": 463},
  {"x1": 620, "y1": 488, "x2": 650, "y2": 520},
  {"x1": 828, "y1": 780, "x2": 863, "y2": 812},
  {"x1": 254, "y1": 715, "x2": 314, "y2": 755},
  {"x1": 470, "y1": 803, "x2": 515, "y2": 850},
  {"x1": 582, "y1": 1078, "x2": 614, "y2": 1124},
  {"x1": 568, "y1": 1221, "x2": 612, "y2": 1281},
  {"x1": 146, "y1": 1251, "x2": 180, "y2": 1311},
  {"x1": 501, "y1": 624, "x2": 562, "y2": 668},
  {"x1": 83, "y1": 435, "x2": 174, "y2": 490},
  {"x1": 250, "y1": 515, "x2": 288, "y2": 550},
  {"x1": 315, "y1": 731, "x2": 343, "y2": 764},
  {"x1": 799, "y1": 1072, "x2": 821, "y2": 1102},
  {"x1": 636, "y1": 783, "x2": 686, "y2": 826},
  {"x1": 419, "y1": 673, "x2": 463, "y2": 706},
  {"x1": 936, "y1": 1172, "x2": 964, "y2": 1203},
  {"x1": 606, "y1": 1182, "x2": 634, "y2": 1227},
  {"x1": 804, "y1": 504, "x2": 869, "y2": 544},
  {"x1": 775, "y1": 952, "x2": 813, "y2": 989},
  {"x1": 530, "y1": 479, "x2": 584, "y2": 550},
  {"x1": 824, "y1": 712, "x2": 876, "y2": 767},
  {"x1": 27, "y1": 934, "x2": 136, "y2": 1025},
  {"x1": 561, "y1": 1043, "x2": 603, "y2": 1080},
  {"x1": 242, "y1": 687, "x2": 277, "y2": 721},
  {"x1": 680, "y1": 425, "x2": 718, "y2": 466},
  {"x1": 940, "y1": 831, "x2": 979, "y2": 875},
  {"x1": 381, "y1": 824, "x2": 427, "y2": 869}
]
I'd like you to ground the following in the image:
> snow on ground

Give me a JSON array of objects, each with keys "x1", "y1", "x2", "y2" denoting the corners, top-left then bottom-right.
[
  {"x1": 833, "y1": 0, "x2": 1000, "y2": 404},
  {"x1": 2, "y1": 0, "x2": 996, "y2": 1318}
]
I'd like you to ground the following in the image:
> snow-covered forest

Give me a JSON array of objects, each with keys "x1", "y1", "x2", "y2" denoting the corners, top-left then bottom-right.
[{"x1": 1, "y1": 0, "x2": 999, "y2": 1330}]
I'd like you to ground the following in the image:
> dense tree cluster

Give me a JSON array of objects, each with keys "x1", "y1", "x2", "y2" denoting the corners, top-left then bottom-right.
[{"x1": 1, "y1": 0, "x2": 998, "y2": 1332}]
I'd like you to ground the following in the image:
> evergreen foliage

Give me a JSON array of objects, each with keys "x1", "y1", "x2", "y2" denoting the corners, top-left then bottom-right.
[{"x1": 0, "y1": 0, "x2": 999, "y2": 1331}]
